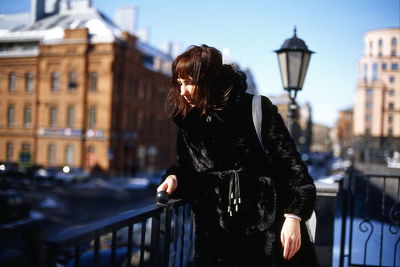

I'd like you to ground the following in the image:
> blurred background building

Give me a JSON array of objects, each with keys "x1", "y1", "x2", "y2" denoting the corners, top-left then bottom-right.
[
  {"x1": 269, "y1": 94, "x2": 316, "y2": 154},
  {"x1": 332, "y1": 108, "x2": 353, "y2": 158},
  {"x1": 352, "y1": 27, "x2": 400, "y2": 163},
  {"x1": 0, "y1": 0, "x2": 176, "y2": 174}
]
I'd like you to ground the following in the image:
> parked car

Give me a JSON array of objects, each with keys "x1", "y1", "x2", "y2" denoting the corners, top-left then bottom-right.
[
  {"x1": 33, "y1": 166, "x2": 62, "y2": 182},
  {"x1": 54, "y1": 166, "x2": 90, "y2": 185},
  {"x1": 0, "y1": 162, "x2": 25, "y2": 179}
]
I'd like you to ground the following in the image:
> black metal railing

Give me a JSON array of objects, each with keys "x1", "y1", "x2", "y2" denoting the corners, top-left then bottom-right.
[
  {"x1": 339, "y1": 170, "x2": 400, "y2": 267},
  {"x1": 39, "y1": 199, "x2": 194, "y2": 267}
]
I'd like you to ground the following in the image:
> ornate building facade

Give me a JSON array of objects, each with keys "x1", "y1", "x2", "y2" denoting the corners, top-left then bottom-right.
[
  {"x1": 353, "y1": 27, "x2": 400, "y2": 162},
  {"x1": 0, "y1": 0, "x2": 176, "y2": 174}
]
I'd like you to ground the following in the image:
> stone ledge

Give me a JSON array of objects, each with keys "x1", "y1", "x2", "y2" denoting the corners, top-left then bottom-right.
[{"x1": 315, "y1": 181, "x2": 340, "y2": 196}]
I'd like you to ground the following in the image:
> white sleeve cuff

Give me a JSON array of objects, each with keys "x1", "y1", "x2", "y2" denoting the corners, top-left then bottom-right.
[{"x1": 284, "y1": 213, "x2": 301, "y2": 221}]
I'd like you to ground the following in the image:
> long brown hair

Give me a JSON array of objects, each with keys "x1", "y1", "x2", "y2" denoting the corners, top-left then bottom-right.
[{"x1": 167, "y1": 44, "x2": 235, "y2": 118}]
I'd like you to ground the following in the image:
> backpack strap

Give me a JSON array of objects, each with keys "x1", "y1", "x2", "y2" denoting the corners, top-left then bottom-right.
[{"x1": 252, "y1": 95, "x2": 266, "y2": 153}]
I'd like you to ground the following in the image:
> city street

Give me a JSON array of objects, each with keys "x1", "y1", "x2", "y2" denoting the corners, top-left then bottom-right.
[{"x1": 0, "y1": 177, "x2": 157, "y2": 256}]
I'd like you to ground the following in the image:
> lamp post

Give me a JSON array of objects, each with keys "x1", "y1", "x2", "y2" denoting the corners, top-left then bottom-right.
[{"x1": 275, "y1": 27, "x2": 314, "y2": 147}]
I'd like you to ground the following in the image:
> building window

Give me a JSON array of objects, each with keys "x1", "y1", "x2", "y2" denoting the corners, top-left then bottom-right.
[
  {"x1": 68, "y1": 71, "x2": 77, "y2": 90},
  {"x1": 8, "y1": 72, "x2": 16, "y2": 93},
  {"x1": 363, "y1": 63, "x2": 368, "y2": 82},
  {"x1": 87, "y1": 145, "x2": 95, "y2": 153},
  {"x1": 7, "y1": 104, "x2": 15, "y2": 127},
  {"x1": 365, "y1": 128, "x2": 371, "y2": 135},
  {"x1": 365, "y1": 114, "x2": 372, "y2": 122},
  {"x1": 366, "y1": 88, "x2": 373, "y2": 96},
  {"x1": 388, "y1": 128, "x2": 393, "y2": 137},
  {"x1": 378, "y1": 39, "x2": 383, "y2": 56},
  {"x1": 392, "y1": 63, "x2": 398, "y2": 70},
  {"x1": 51, "y1": 72, "x2": 60, "y2": 91},
  {"x1": 389, "y1": 76, "x2": 395, "y2": 83},
  {"x1": 47, "y1": 144, "x2": 56, "y2": 165},
  {"x1": 138, "y1": 82, "x2": 145, "y2": 99},
  {"x1": 22, "y1": 143, "x2": 31, "y2": 152},
  {"x1": 382, "y1": 63, "x2": 387, "y2": 70},
  {"x1": 372, "y1": 63, "x2": 378, "y2": 81},
  {"x1": 24, "y1": 105, "x2": 32, "y2": 128},
  {"x1": 388, "y1": 89, "x2": 395, "y2": 96},
  {"x1": 388, "y1": 115, "x2": 393, "y2": 124},
  {"x1": 137, "y1": 110, "x2": 144, "y2": 129},
  {"x1": 64, "y1": 145, "x2": 74, "y2": 166},
  {"x1": 88, "y1": 107, "x2": 96, "y2": 129},
  {"x1": 49, "y1": 107, "x2": 58, "y2": 128},
  {"x1": 25, "y1": 72, "x2": 34, "y2": 92},
  {"x1": 391, "y1": 38, "x2": 397, "y2": 56},
  {"x1": 366, "y1": 101, "x2": 372, "y2": 109},
  {"x1": 388, "y1": 102, "x2": 394, "y2": 110},
  {"x1": 89, "y1": 72, "x2": 97, "y2": 91},
  {"x1": 369, "y1": 41, "x2": 373, "y2": 56},
  {"x1": 66, "y1": 106, "x2": 75, "y2": 128},
  {"x1": 6, "y1": 142, "x2": 14, "y2": 161}
]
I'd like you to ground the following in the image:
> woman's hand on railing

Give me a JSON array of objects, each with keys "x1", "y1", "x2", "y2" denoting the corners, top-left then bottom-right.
[{"x1": 157, "y1": 175, "x2": 178, "y2": 195}]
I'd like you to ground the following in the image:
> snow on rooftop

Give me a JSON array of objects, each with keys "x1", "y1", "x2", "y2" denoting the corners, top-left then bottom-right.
[
  {"x1": 0, "y1": 7, "x2": 122, "y2": 43},
  {"x1": 0, "y1": 2, "x2": 172, "y2": 68},
  {"x1": 136, "y1": 40, "x2": 172, "y2": 62}
]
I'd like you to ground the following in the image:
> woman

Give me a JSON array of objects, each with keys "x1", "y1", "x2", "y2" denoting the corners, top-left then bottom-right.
[{"x1": 157, "y1": 44, "x2": 319, "y2": 267}]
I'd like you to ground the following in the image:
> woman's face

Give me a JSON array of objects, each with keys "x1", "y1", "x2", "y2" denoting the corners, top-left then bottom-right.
[{"x1": 177, "y1": 77, "x2": 196, "y2": 105}]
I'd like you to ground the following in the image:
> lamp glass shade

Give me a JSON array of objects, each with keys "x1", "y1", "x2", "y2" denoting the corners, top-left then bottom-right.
[
  {"x1": 288, "y1": 51, "x2": 302, "y2": 89},
  {"x1": 298, "y1": 52, "x2": 311, "y2": 89},
  {"x1": 277, "y1": 52, "x2": 288, "y2": 89}
]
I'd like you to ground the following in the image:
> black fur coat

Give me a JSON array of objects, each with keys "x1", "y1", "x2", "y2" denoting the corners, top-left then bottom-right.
[{"x1": 163, "y1": 76, "x2": 318, "y2": 267}]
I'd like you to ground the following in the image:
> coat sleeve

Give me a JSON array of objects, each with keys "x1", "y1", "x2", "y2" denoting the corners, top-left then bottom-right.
[
  {"x1": 261, "y1": 96, "x2": 316, "y2": 220},
  {"x1": 162, "y1": 128, "x2": 198, "y2": 200}
]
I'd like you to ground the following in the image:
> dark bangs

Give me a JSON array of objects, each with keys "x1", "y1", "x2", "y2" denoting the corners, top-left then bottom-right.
[{"x1": 167, "y1": 45, "x2": 234, "y2": 119}]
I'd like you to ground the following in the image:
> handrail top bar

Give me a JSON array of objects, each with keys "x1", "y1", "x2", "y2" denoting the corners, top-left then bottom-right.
[
  {"x1": 353, "y1": 174, "x2": 400, "y2": 179},
  {"x1": 46, "y1": 199, "x2": 188, "y2": 247}
]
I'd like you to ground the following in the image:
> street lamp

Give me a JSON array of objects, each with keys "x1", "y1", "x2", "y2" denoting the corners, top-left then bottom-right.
[{"x1": 275, "y1": 27, "x2": 314, "y2": 145}]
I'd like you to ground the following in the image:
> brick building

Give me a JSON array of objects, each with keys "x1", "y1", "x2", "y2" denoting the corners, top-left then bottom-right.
[{"x1": 0, "y1": 0, "x2": 176, "y2": 174}]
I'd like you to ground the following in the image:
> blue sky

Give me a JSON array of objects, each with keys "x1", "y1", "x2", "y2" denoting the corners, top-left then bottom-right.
[{"x1": 1, "y1": 0, "x2": 399, "y2": 127}]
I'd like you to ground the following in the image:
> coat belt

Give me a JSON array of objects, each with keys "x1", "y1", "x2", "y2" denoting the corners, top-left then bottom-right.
[{"x1": 208, "y1": 168, "x2": 244, "y2": 216}]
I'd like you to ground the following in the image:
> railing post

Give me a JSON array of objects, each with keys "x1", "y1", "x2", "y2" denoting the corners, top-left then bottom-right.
[
  {"x1": 161, "y1": 206, "x2": 172, "y2": 267},
  {"x1": 338, "y1": 166, "x2": 353, "y2": 267},
  {"x1": 150, "y1": 214, "x2": 161, "y2": 266}
]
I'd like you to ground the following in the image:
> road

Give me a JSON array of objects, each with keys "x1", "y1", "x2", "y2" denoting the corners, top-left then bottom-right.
[{"x1": 0, "y1": 178, "x2": 157, "y2": 255}]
